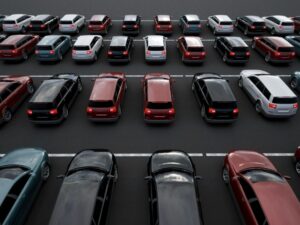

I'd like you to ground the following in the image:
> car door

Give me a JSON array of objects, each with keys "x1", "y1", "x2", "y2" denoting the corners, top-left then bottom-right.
[
  {"x1": 6, "y1": 82, "x2": 23, "y2": 110},
  {"x1": 243, "y1": 76, "x2": 259, "y2": 101},
  {"x1": 149, "y1": 178, "x2": 159, "y2": 225},
  {"x1": 61, "y1": 37, "x2": 70, "y2": 54},
  {"x1": 116, "y1": 79, "x2": 125, "y2": 107},
  {"x1": 0, "y1": 88, "x2": 12, "y2": 114},
  {"x1": 219, "y1": 38, "x2": 228, "y2": 54}
]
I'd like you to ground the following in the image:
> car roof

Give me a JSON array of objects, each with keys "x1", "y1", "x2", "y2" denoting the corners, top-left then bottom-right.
[
  {"x1": 0, "y1": 35, "x2": 28, "y2": 45},
  {"x1": 146, "y1": 35, "x2": 164, "y2": 47},
  {"x1": 184, "y1": 36, "x2": 203, "y2": 47},
  {"x1": 204, "y1": 79, "x2": 237, "y2": 102},
  {"x1": 32, "y1": 14, "x2": 51, "y2": 21},
  {"x1": 90, "y1": 78, "x2": 118, "y2": 101},
  {"x1": 124, "y1": 15, "x2": 138, "y2": 21},
  {"x1": 224, "y1": 37, "x2": 248, "y2": 48},
  {"x1": 61, "y1": 14, "x2": 78, "y2": 21},
  {"x1": 264, "y1": 36, "x2": 293, "y2": 47},
  {"x1": 258, "y1": 76, "x2": 296, "y2": 97},
  {"x1": 214, "y1": 15, "x2": 232, "y2": 21},
  {"x1": 37, "y1": 35, "x2": 61, "y2": 46},
  {"x1": 74, "y1": 35, "x2": 97, "y2": 46},
  {"x1": 270, "y1": 15, "x2": 293, "y2": 22},
  {"x1": 5, "y1": 14, "x2": 26, "y2": 20},
  {"x1": 110, "y1": 36, "x2": 128, "y2": 47},
  {"x1": 147, "y1": 78, "x2": 172, "y2": 102},
  {"x1": 245, "y1": 15, "x2": 264, "y2": 22},
  {"x1": 155, "y1": 172, "x2": 202, "y2": 225},
  {"x1": 157, "y1": 15, "x2": 171, "y2": 22},
  {"x1": 90, "y1": 14, "x2": 106, "y2": 21},
  {"x1": 185, "y1": 14, "x2": 199, "y2": 21}
]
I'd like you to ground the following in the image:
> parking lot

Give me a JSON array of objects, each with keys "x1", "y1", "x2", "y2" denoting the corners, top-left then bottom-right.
[{"x1": 1, "y1": 0, "x2": 300, "y2": 225}]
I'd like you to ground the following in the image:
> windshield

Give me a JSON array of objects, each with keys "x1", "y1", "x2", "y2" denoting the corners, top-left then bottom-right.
[
  {"x1": 242, "y1": 169, "x2": 284, "y2": 183},
  {"x1": 0, "y1": 167, "x2": 27, "y2": 180},
  {"x1": 147, "y1": 102, "x2": 172, "y2": 109},
  {"x1": 36, "y1": 45, "x2": 53, "y2": 51},
  {"x1": 148, "y1": 46, "x2": 164, "y2": 51},
  {"x1": 74, "y1": 46, "x2": 90, "y2": 51}
]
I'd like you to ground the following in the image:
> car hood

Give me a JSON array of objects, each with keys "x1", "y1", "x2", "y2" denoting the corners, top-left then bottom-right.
[{"x1": 0, "y1": 178, "x2": 15, "y2": 206}]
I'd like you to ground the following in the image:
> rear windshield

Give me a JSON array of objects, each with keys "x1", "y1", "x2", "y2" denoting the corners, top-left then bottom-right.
[
  {"x1": 89, "y1": 101, "x2": 114, "y2": 107},
  {"x1": 242, "y1": 169, "x2": 284, "y2": 183},
  {"x1": 253, "y1": 22, "x2": 265, "y2": 26},
  {"x1": 278, "y1": 47, "x2": 293, "y2": 52},
  {"x1": 74, "y1": 46, "x2": 90, "y2": 51},
  {"x1": 188, "y1": 47, "x2": 204, "y2": 52},
  {"x1": 36, "y1": 45, "x2": 53, "y2": 51},
  {"x1": 124, "y1": 21, "x2": 137, "y2": 25},
  {"x1": 28, "y1": 102, "x2": 56, "y2": 110},
  {"x1": 232, "y1": 47, "x2": 248, "y2": 52},
  {"x1": 147, "y1": 102, "x2": 172, "y2": 109},
  {"x1": 110, "y1": 46, "x2": 126, "y2": 51},
  {"x1": 60, "y1": 20, "x2": 72, "y2": 24},
  {"x1": 220, "y1": 21, "x2": 232, "y2": 25},
  {"x1": 213, "y1": 101, "x2": 237, "y2": 109},
  {"x1": 0, "y1": 167, "x2": 27, "y2": 180},
  {"x1": 272, "y1": 97, "x2": 297, "y2": 104},
  {"x1": 188, "y1": 21, "x2": 200, "y2": 25},
  {"x1": 2, "y1": 20, "x2": 15, "y2": 24},
  {"x1": 0, "y1": 45, "x2": 15, "y2": 50},
  {"x1": 158, "y1": 21, "x2": 171, "y2": 25},
  {"x1": 31, "y1": 20, "x2": 44, "y2": 25},
  {"x1": 282, "y1": 22, "x2": 293, "y2": 26},
  {"x1": 89, "y1": 21, "x2": 103, "y2": 25},
  {"x1": 148, "y1": 46, "x2": 164, "y2": 51}
]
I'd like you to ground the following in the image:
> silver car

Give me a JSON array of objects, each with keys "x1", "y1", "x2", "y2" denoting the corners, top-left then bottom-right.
[
  {"x1": 59, "y1": 14, "x2": 85, "y2": 34},
  {"x1": 239, "y1": 70, "x2": 298, "y2": 118},
  {"x1": 72, "y1": 35, "x2": 103, "y2": 62},
  {"x1": 2, "y1": 14, "x2": 34, "y2": 33},
  {"x1": 144, "y1": 35, "x2": 167, "y2": 63},
  {"x1": 263, "y1": 15, "x2": 294, "y2": 35},
  {"x1": 207, "y1": 15, "x2": 234, "y2": 35}
]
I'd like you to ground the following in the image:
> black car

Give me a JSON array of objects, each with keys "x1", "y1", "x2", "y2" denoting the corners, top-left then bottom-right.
[
  {"x1": 48, "y1": 149, "x2": 117, "y2": 225},
  {"x1": 122, "y1": 15, "x2": 141, "y2": 35},
  {"x1": 27, "y1": 73, "x2": 82, "y2": 124},
  {"x1": 28, "y1": 14, "x2": 59, "y2": 34},
  {"x1": 214, "y1": 36, "x2": 250, "y2": 64},
  {"x1": 192, "y1": 73, "x2": 239, "y2": 123},
  {"x1": 107, "y1": 36, "x2": 134, "y2": 63},
  {"x1": 235, "y1": 16, "x2": 266, "y2": 36},
  {"x1": 146, "y1": 150, "x2": 204, "y2": 225},
  {"x1": 0, "y1": 15, "x2": 6, "y2": 31}
]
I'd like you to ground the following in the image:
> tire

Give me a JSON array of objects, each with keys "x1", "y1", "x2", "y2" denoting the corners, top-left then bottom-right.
[
  {"x1": 223, "y1": 54, "x2": 228, "y2": 63},
  {"x1": 2, "y1": 109, "x2": 12, "y2": 122},
  {"x1": 76, "y1": 27, "x2": 79, "y2": 34},
  {"x1": 118, "y1": 105, "x2": 122, "y2": 116},
  {"x1": 58, "y1": 51, "x2": 63, "y2": 61},
  {"x1": 78, "y1": 81, "x2": 83, "y2": 92},
  {"x1": 192, "y1": 83, "x2": 195, "y2": 91},
  {"x1": 27, "y1": 83, "x2": 35, "y2": 94},
  {"x1": 41, "y1": 163, "x2": 50, "y2": 181},
  {"x1": 271, "y1": 28, "x2": 276, "y2": 35},
  {"x1": 21, "y1": 26, "x2": 26, "y2": 33},
  {"x1": 265, "y1": 53, "x2": 271, "y2": 63},
  {"x1": 47, "y1": 26, "x2": 52, "y2": 34},
  {"x1": 22, "y1": 50, "x2": 28, "y2": 60},
  {"x1": 251, "y1": 41, "x2": 256, "y2": 49},
  {"x1": 291, "y1": 78, "x2": 298, "y2": 89},
  {"x1": 238, "y1": 78, "x2": 243, "y2": 88},
  {"x1": 213, "y1": 41, "x2": 217, "y2": 49},
  {"x1": 62, "y1": 106, "x2": 69, "y2": 119},
  {"x1": 201, "y1": 106, "x2": 206, "y2": 119},
  {"x1": 255, "y1": 101, "x2": 262, "y2": 114},
  {"x1": 244, "y1": 28, "x2": 248, "y2": 36},
  {"x1": 213, "y1": 28, "x2": 217, "y2": 35},
  {"x1": 222, "y1": 167, "x2": 229, "y2": 184},
  {"x1": 296, "y1": 161, "x2": 300, "y2": 175}
]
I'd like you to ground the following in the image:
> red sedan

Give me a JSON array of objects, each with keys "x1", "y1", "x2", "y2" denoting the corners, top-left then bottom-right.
[
  {"x1": 223, "y1": 150, "x2": 300, "y2": 225},
  {"x1": 0, "y1": 35, "x2": 39, "y2": 61},
  {"x1": 143, "y1": 73, "x2": 175, "y2": 123},
  {"x1": 86, "y1": 72, "x2": 127, "y2": 121},
  {"x1": 0, "y1": 76, "x2": 34, "y2": 123},
  {"x1": 295, "y1": 147, "x2": 300, "y2": 175}
]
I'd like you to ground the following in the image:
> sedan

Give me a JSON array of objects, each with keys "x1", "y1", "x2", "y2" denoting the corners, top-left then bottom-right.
[
  {"x1": 0, "y1": 148, "x2": 50, "y2": 225},
  {"x1": 285, "y1": 35, "x2": 300, "y2": 56},
  {"x1": 48, "y1": 149, "x2": 117, "y2": 225},
  {"x1": 144, "y1": 35, "x2": 167, "y2": 63},
  {"x1": 223, "y1": 150, "x2": 300, "y2": 225}
]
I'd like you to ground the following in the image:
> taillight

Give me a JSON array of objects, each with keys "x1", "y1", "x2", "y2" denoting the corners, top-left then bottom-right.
[
  {"x1": 250, "y1": 25, "x2": 255, "y2": 29},
  {"x1": 208, "y1": 107, "x2": 216, "y2": 114},
  {"x1": 168, "y1": 108, "x2": 175, "y2": 115},
  {"x1": 217, "y1": 25, "x2": 223, "y2": 29},
  {"x1": 161, "y1": 50, "x2": 166, "y2": 56},
  {"x1": 184, "y1": 51, "x2": 191, "y2": 57},
  {"x1": 11, "y1": 50, "x2": 17, "y2": 54},
  {"x1": 29, "y1": 24, "x2": 33, "y2": 28},
  {"x1": 27, "y1": 109, "x2": 33, "y2": 115},
  {"x1": 275, "y1": 51, "x2": 281, "y2": 57},
  {"x1": 100, "y1": 25, "x2": 104, "y2": 29},
  {"x1": 122, "y1": 25, "x2": 126, "y2": 28},
  {"x1": 144, "y1": 108, "x2": 152, "y2": 115},
  {"x1": 198, "y1": 24, "x2": 202, "y2": 28},
  {"x1": 233, "y1": 108, "x2": 239, "y2": 114},
  {"x1": 146, "y1": 50, "x2": 151, "y2": 56},
  {"x1": 88, "y1": 25, "x2": 92, "y2": 28},
  {"x1": 133, "y1": 24, "x2": 138, "y2": 29},
  {"x1": 291, "y1": 52, "x2": 296, "y2": 56},
  {"x1": 246, "y1": 51, "x2": 250, "y2": 56},
  {"x1": 40, "y1": 24, "x2": 45, "y2": 28},
  {"x1": 168, "y1": 25, "x2": 172, "y2": 29},
  {"x1": 279, "y1": 25, "x2": 283, "y2": 30},
  {"x1": 108, "y1": 51, "x2": 113, "y2": 55},
  {"x1": 109, "y1": 106, "x2": 117, "y2": 113},
  {"x1": 49, "y1": 109, "x2": 58, "y2": 115},
  {"x1": 200, "y1": 51, "x2": 206, "y2": 56},
  {"x1": 86, "y1": 50, "x2": 92, "y2": 55},
  {"x1": 229, "y1": 51, "x2": 235, "y2": 56},
  {"x1": 49, "y1": 50, "x2": 55, "y2": 55},
  {"x1": 263, "y1": 26, "x2": 267, "y2": 29},
  {"x1": 70, "y1": 24, "x2": 75, "y2": 28},
  {"x1": 123, "y1": 50, "x2": 128, "y2": 55},
  {"x1": 293, "y1": 103, "x2": 298, "y2": 109},
  {"x1": 86, "y1": 107, "x2": 93, "y2": 113},
  {"x1": 268, "y1": 103, "x2": 277, "y2": 109},
  {"x1": 156, "y1": 25, "x2": 161, "y2": 29},
  {"x1": 35, "y1": 50, "x2": 39, "y2": 54}
]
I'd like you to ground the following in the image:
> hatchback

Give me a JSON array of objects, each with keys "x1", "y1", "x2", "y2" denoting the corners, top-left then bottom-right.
[
  {"x1": 291, "y1": 16, "x2": 300, "y2": 34},
  {"x1": 122, "y1": 15, "x2": 141, "y2": 35},
  {"x1": 28, "y1": 14, "x2": 59, "y2": 34},
  {"x1": 235, "y1": 15, "x2": 266, "y2": 36},
  {"x1": 59, "y1": 14, "x2": 85, "y2": 34},
  {"x1": 154, "y1": 15, "x2": 173, "y2": 35},
  {"x1": 107, "y1": 36, "x2": 134, "y2": 63},
  {"x1": 177, "y1": 36, "x2": 206, "y2": 63},
  {"x1": 207, "y1": 15, "x2": 234, "y2": 35},
  {"x1": 88, "y1": 15, "x2": 112, "y2": 34},
  {"x1": 2, "y1": 14, "x2": 34, "y2": 33},
  {"x1": 263, "y1": 15, "x2": 294, "y2": 35},
  {"x1": 179, "y1": 14, "x2": 201, "y2": 35},
  {"x1": 144, "y1": 35, "x2": 167, "y2": 63}
]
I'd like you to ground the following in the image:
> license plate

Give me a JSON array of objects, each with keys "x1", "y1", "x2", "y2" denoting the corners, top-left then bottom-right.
[{"x1": 96, "y1": 114, "x2": 107, "y2": 117}]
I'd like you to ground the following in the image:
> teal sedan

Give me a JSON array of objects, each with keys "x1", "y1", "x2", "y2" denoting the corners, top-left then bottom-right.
[
  {"x1": 285, "y1": 36, "x2": 300, "y2": 57},
  {"x1": 0, "y1": 148, "x2": 50, "y2": 225}
]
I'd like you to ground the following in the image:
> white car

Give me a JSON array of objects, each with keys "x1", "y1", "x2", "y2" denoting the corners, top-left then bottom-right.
[
  {"x1": 207, "y1": 15, "x2": 234, "y2": 35},
  {"x1": 2, "y1": 14, "x2": 34, "y2": 33},
  {"x1": 144, "y1": 35, "x2": 167, "y2": 63},
  {"x1": 72, "y1": 35, "x2": 103, "y2": 62},
  {"x1": 263, "y1": 15, "x2": 294, "y2": 35},
  {"x1": 59, "y1": 14, "x2": 85, "y2": 34}
]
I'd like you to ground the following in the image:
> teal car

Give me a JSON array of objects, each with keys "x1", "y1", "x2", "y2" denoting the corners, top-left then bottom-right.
[
  {"x1": 290, "y1": 71, "x2": 300, "y2": 92},
  {"x1": 285, "y1": 36, "x2": 300, "y2": 57},
  {"x1": 0, "y1": 148, "x2": 50, "y2": 225},
  {"x1": 35, "y1": 35, "x2": 72, "y2": 62}
]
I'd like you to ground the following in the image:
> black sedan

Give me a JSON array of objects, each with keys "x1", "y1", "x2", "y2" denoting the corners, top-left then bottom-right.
[
  {"x1": 27, "y1": 73, "x2": 82, "y2": 124},
  {"x1": 145, "y1": 150, "x2": 204, "y2": 225},
  {"x1": 48, "y1": 149, "x2": 118, "y2": 225}
]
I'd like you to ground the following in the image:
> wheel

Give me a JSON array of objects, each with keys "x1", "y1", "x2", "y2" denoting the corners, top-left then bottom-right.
[
  {"x1": 58, "y1": 51, "x2": 63, "y2": 61},
  {"x1": 213, "y1": 28, "x2": 217, "y2": 35},
  {"x1": 265, "y1": 53, "x2": 271, "y2": 63},
  {"x1": 118, "y1": 105, "x2": 122, "y2": 116},
  {"x1": 76, "y1": 27, "x2": 79, "y2": 34},
  {"x1": 21, "y1": 26, "x2": 26, "y2": 33},
  {"x1": 27, "y1": 83, "x2": 35, "y2": 94},
  {"x1": 201, "y1": 106, "x2": 206, "y2": 119},
  {"x1": 271, "y1": 28, "x2": 276, "y2": 35},
  {"x1": 192, "y1": 83, "x2": 195, "y2": 91},
  {"x1": 223, "y1": 54, "x2": 228, "y2": 63},
  {"x1": 78, "y1": 81, "x2": 83, "y2": 92},
  {"x1": 22, "y1": 50, "x2": 28, "y2": 60},
  {"x1": 238, "y1": 78, "x2": 243, "y2": 88},
  {"x1": 255, "y1": 101, "x2": 262, "y2": 114},
  {"x1": 2, "y1": 109, "x2": 12, "y2": 122},
  {"x1": 62, "y1": 106, "x2": 69, "y2": 119},
  {"x1": 213, "y1": 41, "x2": 217, "y2": 49},
  {"x1": 296, "y1": 161, "x2": 300, "y2": 175},
  {"x1": 291, "y1": 78, "x2": 298, "y2": 89},
  {"x1": 41, "y1": 163, "x2": 50, "y2": 181},
  {"x1": 222, "y1": 167, "x2": 229, "y2": 184},
  {"x1": 244, "y1": 28, "x2": 248, "y2": 36},
  {"x1": 251, "y1": 41, "x2": 256, "y2": 49}
]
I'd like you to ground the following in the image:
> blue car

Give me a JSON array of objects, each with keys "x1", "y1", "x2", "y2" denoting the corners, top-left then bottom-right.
[
  {"x1": 290, "y1": 71, "x2": 300, "y2": 91},
  {"x1": 179, "y1": 14, "x2": 202, "y2": 35},
  {"x1": 0, "y1": 148, "x2": 50, "y2": 225},
  {"x1": 35, "y1": 35, "x2": 72, "y2": 62},
  {"x1": 285, "y1": 36, "x2": 300, "y2": 57}
]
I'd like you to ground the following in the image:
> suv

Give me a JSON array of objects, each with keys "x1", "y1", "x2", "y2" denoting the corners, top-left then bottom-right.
[
  {"x1": 179, "y1": 14, "x2": 201, "y2": 35},
  {"x1": 291, "y1": 16, "x2": 300, "y2": 34},
  {"x1": 144, "y1": 35, "x2": 167, "y2": 63},
  {"x1": 177, "y1": 36, "x2": 206, "y2": 63},
  {"x1": 72, "y1": 35, "x2": 103, "y2": 62},
  {"x1": 143, "y1": 73, "x2": 175, "y2": 123},
  {"x1": 27, "y1": 73, "x2": 82, "y2": 124},
  {"x1": 107, "y1": 36, "x2": 134, "y2": 63},
  {"x1": 28, "y1": 14, "x2": 59, "y2": 34},
  {"x1": 122, "y1": 15, "x2": 141, "y2": 35},
  {"x1": 87, "y1": 73, "x2": 127, "y2": 121},
  {"x1": 263, "y1": 15, "x2": 294, "y2": 35},
  {"x1": 239, "y1": 70, "x2": 298, "y2": 118},
  {"x1": 192, "y1": 73, "x2": 238, "y2": 123},
  {"x1": 88, "y1": 15, "x2": 112, "y2": 34},
  {"x1": 207, "y1": 15, "x2": 234, "y2": 35},
  {"x1": 59, "y1": 14, "x2": 85, "y2": 34},
  {"x1": 2, "y1": 14, "x2": 34, "y2": 33},
  {"x1": 235, "y1": 15, "x2": 266, "y2": 36},
  {"x1": 154, "y1": 15, "x2": 173, "y2": 35}
]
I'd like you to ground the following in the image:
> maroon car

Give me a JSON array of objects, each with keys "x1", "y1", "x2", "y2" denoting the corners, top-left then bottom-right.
[
  {"x1": 88, "y1": 15, "x2": 112, "y2": 34},
  {"x1": 223, "y1": 150, "x2": 300, "y2": 225},
  {"x1": 0, "y1": 35, "x2": 39, "y2": 61},
  {"x1": 86, "y1": 73, "x2": 127, "y2": 121},
  {"x1": 295, "y1": 147, "x2": 300, "y2": 175},
  {"x1": 154, "y1": 15, "x2": 173, "y2": 35},
  {"x1": 143, "y1": 73, "x2": 175, "y2": 123},
  {"x1": 291, "y1": 17, "x2": 300, "y2": 34},
  {"x1": 0, "y1": 76, "x2": 34, "y2": 123},
  {"x1": 252, "y1": 36, "x2": 295, "y2": 63},
  {"x1": 177, "y1": 36, "x2": 206, "y2": 63}
]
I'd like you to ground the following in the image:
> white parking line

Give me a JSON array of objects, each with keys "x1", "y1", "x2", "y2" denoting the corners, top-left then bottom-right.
[{"x1": 102, "y1": 38, "x2": 252, "y2": 42}]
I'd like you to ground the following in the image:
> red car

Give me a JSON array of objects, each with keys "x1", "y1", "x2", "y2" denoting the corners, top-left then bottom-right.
[
  {"x1": 291, "y1": 17, "x2": 300, "y2": 34},
  {"x1": 223, "y1": 150, "x2": 300, "y2": 225},
  {"x1": 154, "y1": 15, "x2": 173, "y2": 35},
  {"x1": 0, "y1": 76, "x2": 34, "y2": 123},
  {"x1": 295, "y1": 147, "x2": 300, "y2": 175},
  {"x1": 88, "y1": 15, "x2": 112, "y2": 34},
  {"x1": 252, "y1": 36, "x2": 295, "y2": 63},
  {"x1": 86, "y1": 73, "x2": 127, "y2": 121},
  {"x1": 177, "y1": 36, "x2": 206, "y2": 63},
  {"x1": 0, "y1": 35, "x2": 39, "y2": 61},
  {"x1": 143, "y1": 73, "x2": 175, "y2": 123}
]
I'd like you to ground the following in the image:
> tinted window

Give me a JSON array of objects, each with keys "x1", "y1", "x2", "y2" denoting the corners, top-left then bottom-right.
[
  {"x1": 60, "y1": 20, "x2": 72, "y2": 24},
  {"x1": 123, "y1": 21, "x2": 137, "y2": 25},
  {"x1": 272, "y1": 97, "x2": 297, "y2": 104},
  {"x1": 188, "y1": 21, "x2": 200, "y2": 25},
  {"x1": 278, "y1": 47, "x2": 293, "y2": 52},
  {"x1": 253, "y1": 22, "x2": 265, "y2": 26},
  {"x1": 0, "y1": 45, "x2": 15, "y2": 50},
  {"x1": 232, "y1": 47, "x2": 248, "y2": 52},
  {"x1": 110, "y1": 46, "x2": 125, "y2": 51},
  {"x1": 148, "y1": 46, "x2": 164, "y2": 51},
  {"x1": 242, "y1": 169, "x2": 284, "y2": 183},
  {"x1": 74, "y1": 45, "x2": 90, "y2": 51},
  {"x1": 249, "y1": 76, "x2": 260, "y2": 85},
  {"x1": 90, "y1": 21, "x2": 102, "y2": 25},
  {"x1": 256, "y1": 81, "x2": 265, "y2": 93},
  {"x1": 158, "y1": 21, "x2": 171, "y2": 25},
  {"x1": 294, "y1": 17, "x2": 300, "y2": 22},
  {"x1": 7, "y1": 82, "x2": 21, "y2": 92},
  {"x1": 147, "y1": 102, "x2": 172, "y2": 109},
  {"x1": 2, "y1": 20, "x2": 16, "y2": 24},
  {"x1": 212, "y1": 101, "x2": 237, "y2": 109},
  {"x1": 220, "y1": 21, "x2": 232, "y2": 25},
  {"x1": 37, "y1": 45, "x2": 53, "y2": 51},
  {"x1": 31, "y1": 20, "x2": 44, "y2": 25},
  {"x1": 187, "y1": 47, "x2": 204, "y2": 52},
  {"x1": 282, "y1": 22, "x2": 293, "y2": 26},
  {"x1": 0, "y1": 167, "x2": 27, "y2": 180},
  {"x1": 0, "y1": 89, "x2": 11, "y2": 101},
  {"x1": 28, "y1": 102, "x2": 55, "y2": 110},
  {"x1": 88, "y1": 101, "x2": 114, "y2": 107}
]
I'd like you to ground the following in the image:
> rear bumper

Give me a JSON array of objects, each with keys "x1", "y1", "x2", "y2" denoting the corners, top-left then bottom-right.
[
  {"x1": 108, "y1": 57, "x2": 130, "y2": 63},
  {"x1": 269, "y1": 58, "x2": 294, "y2": 63},
  {"x1": 36, "y1": 55, "x2": 59, "y2": 61},
  {"x1": 205, "y1": 117, "x2": 237, "y2": 124},
  {"x1": 28, "y1": 115, "x2": 64, "y2": 125},
  {"x1": 155, "y1": 29, "x2": 172, "y2": 35},
  {"x1": 226, "y1": 58, "x2": 249, "y2": 64},
  {"x1": 145, "y1": 57, "x2": 166, "y2": 62},
  {"x1": 144, "y1": 118, "x2": 174, "y2": 124},
  {"x1": 182, "y1": 58, "x2": 205, "y2": 63},
  {"x1": 183, "y1": 29, "x2": 201, "y2": 35},
  {"x1": 0, "y1": 55, "x2": 24, "y2": 61},
  {"x1": 215, "y1": 29, "x2": 233, "y2": 34},
  {"x1": 261, "y1": 109, "x2": 297, "y2": 118},
  {"x1": 73, "y1": 55, "x2": 95, "y2": 61},
  {"x1": 88, "y1": 116, "x2": 119, "y2": 122},
  {"x1": 59, "y1": 28, "x2": 78, "y2": 33}
]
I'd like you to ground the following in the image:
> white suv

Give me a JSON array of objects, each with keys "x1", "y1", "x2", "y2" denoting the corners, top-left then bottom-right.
[
  {"x1": 263, "y1": 15, "x2": 294, "y2": 35},
  {"x1": 2, "y1": 14, "x2": 34, "y2": 33},
  {"x1": 207, "y1": 15, "x2": 234, "y2": 35},
  {"x1": 144, "y1": 35, "x2": 167, "y2": 63},
  {"x1": 59, "y1": 14, "x2": 85, "y2": 34}
]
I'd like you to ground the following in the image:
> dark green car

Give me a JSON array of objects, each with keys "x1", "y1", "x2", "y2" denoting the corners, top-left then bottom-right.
[{"x1": 0, "y1": 148, "x2": 50, "y2": 225}]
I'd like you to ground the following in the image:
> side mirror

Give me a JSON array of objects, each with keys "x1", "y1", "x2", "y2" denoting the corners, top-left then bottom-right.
[
  {"x1": 284, "y1": 175, "x2": 291, "y2": 180},
  {"x1": 144, "y1": 176, "x2": 152, "y2": 181},
  {"x1": 107, "y1": 174, "x2": 115, "y2": 179},
  {"x1": 194, "y1": 176, "x2": 203, "y2": 181},
  {"x1": 56, "y1": 175, "x2": 65, "y2": 179}
]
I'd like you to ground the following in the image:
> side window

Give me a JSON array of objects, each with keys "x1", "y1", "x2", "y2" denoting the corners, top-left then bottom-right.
[
  {"x1": 73, "y1": 16, "x2": 80, "y2": 23},
  {"x1": 262, "y1": 88, "x2": 271, "y2": 100},
  {"x1": 255, "y1": 81, "x2": 265, "y2": 93},
  {"x1": 0, "y1": 89, "x2": 11, "y2": 101},
  {"x1": 7, "y1": 82, "x2": 21, "y2": 92},
  {"x1": 183, "y1": 16, "x2": 187, "y2": 23},
  {"x1": 212, "y1": 17, "x2": 218, "y2": 23},
  {"x1": 64, "y1": 81, "x2": 73, "y2": 90},
  {"x1": 113, "y1": 80, "x2": 122, "y2": 102},
  {"x1": 249, "y1": 76, "x2": 259, "y2": 85},
  {"x1": 59, "y1": 86, "x2": 68, "y2": 98},
  {"x1": 90, "y1": 37, "x2": 99, "y2": 48},
  {"x1": 53, "y1": 39, "x2": 62, "y2": 48},
  {"x1": 92, "y1": 176, "x2": 108, "y2": 224}
]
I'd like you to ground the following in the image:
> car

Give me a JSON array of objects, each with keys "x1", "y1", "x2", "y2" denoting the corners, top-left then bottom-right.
[
  {"x1": 0, "y1": 35, "x2": 39, "y2": 61},
  {"x1": 28, "y1": 14, "x2": 59, "y2": 34},
  {"x1": 239, "y1": 70, "x2": 298, "y2": 118},
  {"x1": 223, "y1": 150, "x2": 300, "y2": 225},
  {"x1": 86, "y1": 73, "x2": 127, "y2": 121},
  {"x1": 0, "y1": 76, "x2": 34, "y2": 124},
  {"x1": 0, "y1": 148, "x2": 50, "y2": 225},
  {"x1": 153, "y1": 15, "x2": 173, "y2": 35},
  {"x1": 179, "y1": 14, "x2": 201, "y2": 35},
  {"x1": 285, "y1": 35, "x2": 300, "y2": 56},
  {"x1": 146, "y1": 150, "x2": 204, "y2": 225},
  {"x1": 291, "y1": 16, "x2": 300, "y2": 34},
  {"x1": 263, "y1": 15, "x2": 294, "y2": 35},
  {"x1": 252, "y1": 36, "x2": 295, "y2": 63},
  {"x1": 177, "y1": 36, "x2": 206, "y2": 63},
  {"x1": 35, "y1": 35, "x2": 72, "y2": 62},
  {"x1": 0, "y1": 15, "x2": 6, "y2": 31},
  {"x1": 122, "y1": 15, "x2": 141, "y2": 35},
  {"x1": 0, "y1": 35, "x2": 7, "y2": 42},
  {"x1": 295, "y1": 147, "x2": 300, "y2": 175},
  {"x1": 2, "y1": 14, "x2": 34, "y2": 33},
  {"x1": 214, "y1": 36, "x2": 250, "y2": 64},
  {"x1": 59, "y1": 14, "x2": 85, "y2": 34},
  {"x1": 107, "y1": 36, "x2": 134, "y2": 63},
  {"x1": 143, "y1": 73, "x2": 175, "y2": 123},
  {"x1": 235, "y1": 15, "x2": 266, "y2": 36},
  {"x1": 144, "y1": 35, "x2": 167, "y2": 63},
  {"x1": 27, "y1": 73, "x2": 82, "y2": 124},
  {"x1": 207, "y1": 15, "x2": 234, "y2": 35},
  {"x1": 72, "y1": 35, "x2": 103, "y2": 62},
  {"x1": 192, "y1": 73, "x2": 239, "y2": 123},
  {"x1": 87, "y1": 15, "x2": 112, "y2": 34},
  {"x1": 290, "y1": 71, "x2": 300, "y2": 91},
  {"x1": 48, "y1": 149, "x2": 117, "y2": 225}
]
